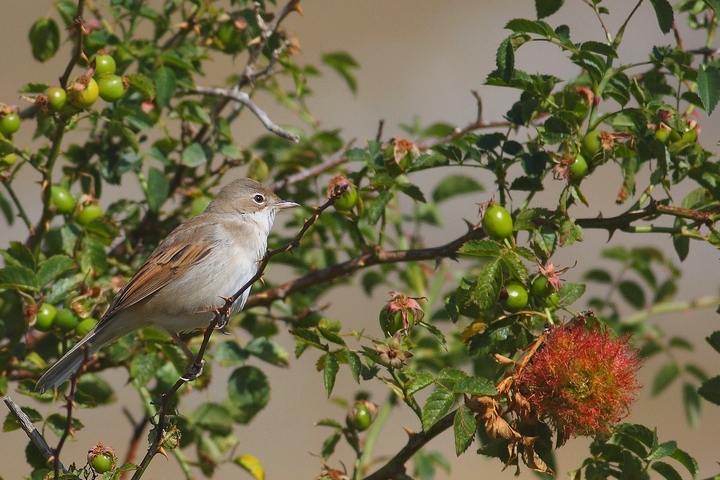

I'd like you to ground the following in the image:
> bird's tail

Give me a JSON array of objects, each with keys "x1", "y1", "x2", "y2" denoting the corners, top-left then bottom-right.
[{"x1": 35, "y1": 324, "x2": 116, "y2": 393}]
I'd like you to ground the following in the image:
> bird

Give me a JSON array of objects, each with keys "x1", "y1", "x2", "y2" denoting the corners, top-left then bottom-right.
[{"x1": 36, "y1": 178, "x2": 298, "y2": 393}]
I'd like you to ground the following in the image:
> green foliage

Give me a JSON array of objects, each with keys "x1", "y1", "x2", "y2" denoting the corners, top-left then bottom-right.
[{"x1": 0, "y1": 1, "x2": 719, "y2": 479}]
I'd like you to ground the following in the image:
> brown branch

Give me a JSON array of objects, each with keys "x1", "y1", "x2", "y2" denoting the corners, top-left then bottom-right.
[
  {"x1": 245, "y1": 224, "x2": 484, "y2": 310},
  {"x1": 59, "y1": 0, "x2": 87, "y2": 89},
  {"x1": 270, "y1": 140, "x2": 356, "y2": 191},
  {"x1": 363, "y1": 410, "x2": 456, "y2": 480},
  {"x1": 3, "y1": 395, "x2": 67, "y2": 473}
]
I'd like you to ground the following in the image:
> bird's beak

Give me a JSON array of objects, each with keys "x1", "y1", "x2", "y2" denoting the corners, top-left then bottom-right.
[{"x1": 275, "y1": 200, "x2": 300, "y2": 210}]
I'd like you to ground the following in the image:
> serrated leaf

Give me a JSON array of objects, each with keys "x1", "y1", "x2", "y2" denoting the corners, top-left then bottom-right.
[
  {"x1": 459, "y1": 240, "x2": 502, "y2": 257},
  {"x1": 0, "y1": 265, "x2": 38, "y2": 291},
  {"x1": 618, "y1": 280, "x2": 646, "y2": 309},
  {"x1": 651, "y1": 461, "x2": 682, "y2": 480},
  {"x1": 181, "y1": 142, "x2": 208, "y2": 167},
  {"x1": 431, "y1": 175, "x2": 484, "y2": 203},
  {"x1": 130, "y1": 351, "x2": 163, "y2": 387},
  {"x1": 651, "y1": 363, "x2": 680, "y2": 396},
  {"x1": 557, "y1": 282, "x2": 585, "y2": 305},
  {"x1": 323, "y1": 352, "x2": 339, "y2": 397},
  {"x1": 454, "y1": 376, "x2": 497, "y2": 396},
  {"x1": 668, "y1": 448, "x2": 698, "y2": 477},
  {"x1": 500, "y1": 251, "x2": 528, "y2": 284},
  {"x1": 126, "y1": 73, "x2": 156, "y2": 99},
  {"x1": 494, "y1": 37, "x2": 514, "y2": 83},
  {"x1": 290, "y1": 327, "x2": 327, "y2": 351},
  {"x1": 698, "y1": 376, "x2": 720, "y2": 405},
  {"x1": 474, "y1": 259, "x2": 501, "y2": 312},
  {"x1": 647, "y1": 440, "x2": 677, "y2": 460},
  {"x1": 454, "y1": 406, "x2": 476, "y2": 456},
  {"x1": 153, "y1": 67, "x2": 177, "y2": 109},
  {"x1": 316, "y1": 418, "x2": 343, "y2": 429},
  {"x1": 505, "y1": 19, "x2": 556, "y2": 38},
  {"x1": 29, "y1": 18, "x2": 60, "y2": 62},
  {"x1": 3, "y1": 242, "x2": 35, "y2": 269},
  {"x1": 75, "y1": 374, "x2": 115, "y2": 407},
  {"x1": 535, "y1": 0, "x2": 564, "y2": 19},
  {"x1": 317, "y1": 319, "x2": 346, "y2": 346},
  {"x1": 234, "y1": 454, "x2": 264, "y2": 480},
  {"x1": 407, "y1": 371, "x2": 435, "y2": 395},
  {"x1": 245, "y1": 337, "x2": 289, "y2": 367},
  {"x1": 212, "y1": 340, "x2": 249, "y2": 367},
  {"x1": 697, "y1": 63, "x2": 720, "y2": 115},
  {"x1": 421, "y1": 388, "x2": 455, "y2": 432},
  {"x1": 649, "y1": 0, "x2": 674, "y2": 34},
  {"x1": 347, "y1": 351, "x2": 361, "y2": 383},
  {"x1": 37, "y1": 255, "x2": 74, "y2": 287},
  {"x1": 320, "y1": 431, "x2": 342, "y2": 460},
  {"x1": 46, "y1": 413, "x2": 84, "y2": 438},
  {"x1": 227, "y1": 366, "x2": 270, "y2": 424},
  {"x1": 365, "y1": 190, "x2": 393, "y2": 225}
]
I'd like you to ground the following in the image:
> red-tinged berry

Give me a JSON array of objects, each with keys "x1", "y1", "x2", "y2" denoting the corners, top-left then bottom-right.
[
  {"x1": 346, "y1": 400, "x2": 377, "y2": 431},
  {"x1": 517, "y1": 320, "x2": 641, "y2": 444},
  {"x1": 88, "y1": 443, "x2": 117, "y2": 474},
  {"x1": 67, "y1": 77, "x2": 99, "y2": 109},
  {"x1": 97, "y1": 75, "x2": 126, "y2": 102},
  {"x1": 35, "y1": 304, "x2": 57, "y2": 332},
  {"x1": 328, "y1": 175, "x2": 360, "y2": 212},
  {"x1": 0, "y1": 112, "x2": 20, "y2": 136},
  {"x1": 379, "y1": 291, "x2": 424, "y2": 336},
  {"x1": 482, "y1": 203, "x2": 513, "y2": 240}
]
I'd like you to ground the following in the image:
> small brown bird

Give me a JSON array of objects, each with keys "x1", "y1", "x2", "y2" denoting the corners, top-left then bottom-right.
[{"x1": 36, "y1": 178, "x2": 298, "y2": 392}]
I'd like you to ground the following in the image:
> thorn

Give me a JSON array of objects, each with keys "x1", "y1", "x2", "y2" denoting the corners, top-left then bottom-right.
[
  {"x1": 158, "y1": 447, "x2": 169, "y2": 460},
  {"x1": 402, "y1": 426, "x2": 415, "y2": 437}
]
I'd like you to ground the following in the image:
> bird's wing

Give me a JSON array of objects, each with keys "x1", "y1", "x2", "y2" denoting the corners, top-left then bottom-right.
[{"x1": 99, "y1": 220, "x2": 212, "y2": 323}]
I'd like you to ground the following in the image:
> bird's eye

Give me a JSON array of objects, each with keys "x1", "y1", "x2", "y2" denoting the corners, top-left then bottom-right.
[{"x1": 253, "y1": 194, "x2": 265, "y2": 204}]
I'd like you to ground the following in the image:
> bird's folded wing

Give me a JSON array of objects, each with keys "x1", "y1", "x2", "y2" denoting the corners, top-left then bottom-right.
[{"x1": 99, "y1": 239, "x2": 210, "y2": 323}]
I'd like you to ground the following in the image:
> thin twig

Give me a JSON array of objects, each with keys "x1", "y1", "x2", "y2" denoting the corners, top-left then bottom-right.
[
  {"x1": 3, "y1": 395, "x2": 67, "y2": 473},
  {"x1": 59, "y1": 0, "x2": 87, "y2": 88},
  {"x1": 53, "y1": 356, "x2": 83, "y2": 478},
  {"x1": 270, "y1": 140, "x2": 356, "y2": 191},
  {"x1": 189, "y1": 86, "x2": 300, "y2": 142}
]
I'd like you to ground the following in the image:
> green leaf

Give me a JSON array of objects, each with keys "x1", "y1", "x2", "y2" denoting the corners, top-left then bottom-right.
[
  {"x1": 431, "y1": 175, "x2": 483, "y2": 203},
  {"x1": 227, "y1": 366, "x2": 270, "y2": 424},
  {"x1": 500, "y1": 251, "x2": 528, "y2": 284},
  {"x1": 190, "y1": 403, "x2": 234, "y2": 436},
  {"x1": 557, "y1": 282, "x2": 585, "y2": 305},
  {"x1": 618, "y1": 280, "x2": 646, "y2": 309},
  {"x1": 146, "y1": 169, "x2": 168, "y2": 213},
  {"x1": 651, "y1": 461, "x2": 682, "y2": 480},
  {"x1": 126, "y1": 73, "x2": 156, "y2": 99},
  {"x1": 682, "y1": 382, "x2": 701, "y2": 428},
  {"x1": 212, "y1": 341, "x2": 249, "y2": 367},
  {"x1": 583, "y1": 268, "x2": 612, "y2": 283},
  {"x1": 651, "y1": 363, "x2": 680, "y2": 396},
  {"x1": 698, "y1": 376, "x2": 720, "y2": 405},
  {"x1": 75, "y1": 374, "x2": 116, "y2": 407},
  {"x1": 494, "y1": 37, "x2": 515, "y2": 83},
  {"x1": 317, "y1": 318, "x2": 346, "y2": 346},
  {"x1": 505, "y1": 19, "x2": 556, "y2": 38},
  {"x1": 36, "y1": 255, "x2": 74, "y2": 287},
  {"x1": 453, "y1": 406, "x2": 476, "y2": 455},
  {"x1": 668, "y1": 448, "x2": 699, "y2": 477},
  {"x1": 697, "y1": 64, "x2": 720, "y2": 115},
  {"x1": 46, "y1": 413, "x2": 84, "y2": 438},
  {"x1": 706, "y1": 331, "x2": 720, "y2": 354},
  {"x1": 245, "y1": 337, "x2": 289, "y2": 367},
  {"x1": 454, "y1": 376, "x2": 497, "y2": 396},
  {"x1": 407, "y1": 371, "x2": 435, "y2": 395},
  {"x1": 0, "y1": 265, "x2": 38, "y2": 291},
  {"x1": 347, "y1": 351, "x2": 361, "y2": 383},
  {"x1": 459, "y1": 240, "x2": 502, "y2": 257},
  {"x1": 323, "y1": 352, "x2": 339, "y2": 397},
  {"x1": 130, "y1": 351, "x2": 163, "y2": 387},
  {"x1": 421, "y1": 387, "x2": 455, "y2": 432},
  {"x1": 3, "y1": 241, "x2": 36, "y2": 269},
  {"x1": 181, "y1": 142, "x2": 208, "y2": 167},
  {"x1": 29, "y1": 18, "x2": 60, "y2": 62},
  {"x1": 3, "y1": 407, "x2": 42, "y2": 432},
  {"x1": 473, "y1": 259, "x2": 501, "y2": 312},
  {"x1": 647, "y1": 440, "x2": 677, "y2": 460},
  {"x1": 649, "y1": 0, "x2": 674, "y2": 34},
  {"x1": 316, "y1": 418, "x2": 343, "y2": 429},
  {"x1": 290, "y1": 327, "x2": 327, "y2": 351},
  {"x1": 535, "y1": 0, "x2": 564, "y2": 19},
  {"x1": 580, "y1": 41, "x2": 617, "y2": 58},
  {"x1": 321, "y1": 52, "x2": 359, "y2": 94},
  {"x1": 321, "y1": 431, "x2": 342, "y2": 460},
  {"x1": 153, "y1": 67, "x2": 177, "y2": 109}
]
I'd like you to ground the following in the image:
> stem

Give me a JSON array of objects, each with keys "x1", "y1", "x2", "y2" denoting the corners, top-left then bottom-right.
[{"x1": 623, "y1": 296, "x2": 720, "y2": 326}]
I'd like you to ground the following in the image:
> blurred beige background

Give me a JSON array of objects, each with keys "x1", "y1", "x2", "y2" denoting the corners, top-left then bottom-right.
[{"x1": 1, "y1": 1, "x2": 719, "y2": 479}]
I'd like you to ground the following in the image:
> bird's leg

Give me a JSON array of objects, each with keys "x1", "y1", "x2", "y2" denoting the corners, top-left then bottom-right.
[
  {"x1": 215, "y1": 296, "x2": 233, "y2": 329},
  {"x1": 170, "y1": 333, "x2": 204, "y2": 381}
]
